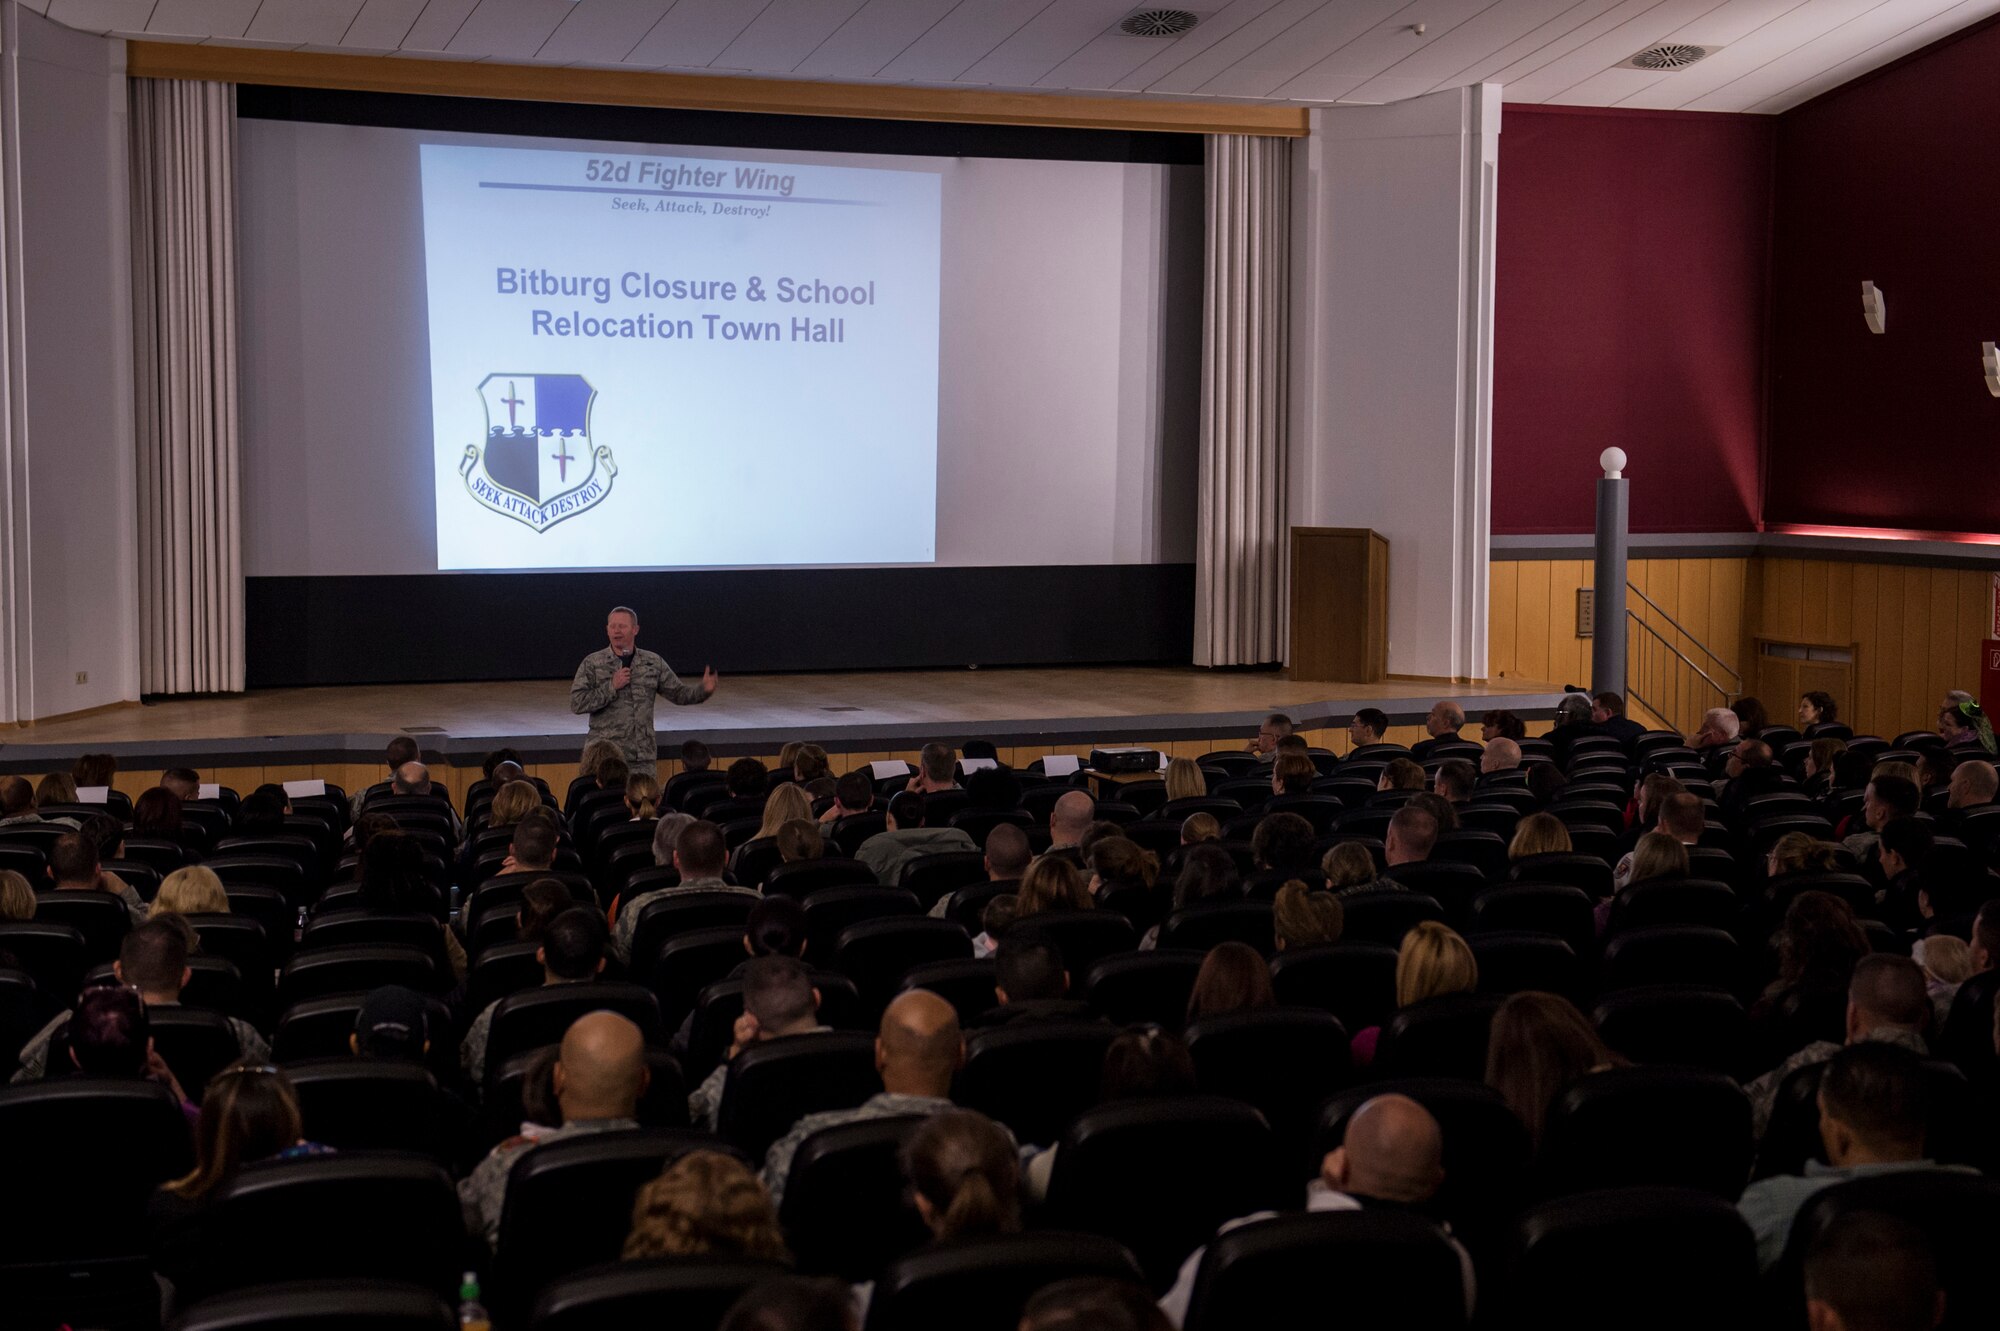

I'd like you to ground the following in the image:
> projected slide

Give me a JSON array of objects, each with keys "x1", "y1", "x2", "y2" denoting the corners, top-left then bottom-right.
[{"x1": 419, "y1": 143, "x2": 941, "y2": 571}]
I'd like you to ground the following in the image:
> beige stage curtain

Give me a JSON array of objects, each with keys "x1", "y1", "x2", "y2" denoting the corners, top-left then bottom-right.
[
  {"x1": 1194, "y1": 134, "x2": 1291, "y2": 668},
  {"x1": 130, "y1": 78, "x2": 243, "y2": 695}
]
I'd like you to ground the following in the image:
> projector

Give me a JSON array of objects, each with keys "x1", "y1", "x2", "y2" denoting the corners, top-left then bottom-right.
[{"x1": 1090, "y1": 746, "x2": 1162, "y2": 774}]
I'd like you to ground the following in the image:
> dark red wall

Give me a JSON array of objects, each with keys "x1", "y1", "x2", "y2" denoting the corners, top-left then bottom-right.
[
  {"x1": 1766, "y1": 18, "x2": 2000, "y2": 534},
  {"x1": 1494, "y1": 105, "x2": 1773, "y2": 535}
]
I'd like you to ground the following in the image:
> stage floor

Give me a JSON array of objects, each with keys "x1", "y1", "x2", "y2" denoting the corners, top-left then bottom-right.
[{"x1": 2, "y1": 666, "x2": 1565, "y2": 768}]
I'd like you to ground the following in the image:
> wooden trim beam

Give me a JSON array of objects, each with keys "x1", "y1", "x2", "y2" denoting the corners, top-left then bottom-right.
[{"x1": 125, "y1": 42, "x2": 1309, "y2": 138}]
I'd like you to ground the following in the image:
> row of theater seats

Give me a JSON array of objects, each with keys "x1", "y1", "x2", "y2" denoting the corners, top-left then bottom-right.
[{"x1": 13, "y1": 1067, "x2": 1999, "y2": 1331}]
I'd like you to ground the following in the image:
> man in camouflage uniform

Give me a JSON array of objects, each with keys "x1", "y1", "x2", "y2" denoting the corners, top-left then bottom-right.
[
  {"x1": 459, "y1": 1010, "x2": 648, "y2": 1247},
  {"x1": 569, "y1": 605, "x2": 717, "y2": 781},
  {"x1": 760, "y1": 989, "x2": 964, "y2": 1209},
  {"x1": 1741, "y1": 953, "x2": 1932, "y2": 1138}
]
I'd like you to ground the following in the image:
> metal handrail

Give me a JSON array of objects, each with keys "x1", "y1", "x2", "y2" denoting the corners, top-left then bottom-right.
[
  {"x1": 1626, "y1": 582, "x2": 1744, "y2": 693},
  {"x1": 1626, "y1": 611, "x2": 1735, "y2": 701}
]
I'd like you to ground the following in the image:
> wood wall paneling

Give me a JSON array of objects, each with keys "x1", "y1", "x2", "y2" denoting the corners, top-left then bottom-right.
[{"x1": 122, "y1": 42, "x2": 1309, "y2": 138}]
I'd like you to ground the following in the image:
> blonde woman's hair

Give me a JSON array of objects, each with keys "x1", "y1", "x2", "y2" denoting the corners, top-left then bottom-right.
[
  {"x1": 153, "y1": 865, "x2": 229, "y2": 918},
  {"x1": 35, "y1": 772, "x2": 77, "y2": 807},
  {"x1": 1627, "y1": 831, "x2": 1689, "y2": 885},
  {"x1": 624, "y1": 773, "x2": 661, "y2": 820},
  {"x1": 1273, "y1": 880, "x2": 1344, "y2": 949},
  {"x1": 167, "y1": 1063, "x2": 304, "y2": 1200},
  {"x1": 1180, "y1": 812, "x2": 1221, "y2": 845},
  {"x1": 1395, "y1": 921, "x2": 1479, "y2": 1007},
  {"x1": 1508, "y1": 812, "x2": 1573, "y2": 861},
  {"x1": 777, "y1": 742, "x2": 804, "y2": 772},
  {"x1": 1164, "y1": 757, "x2": 1206, "y2": 803},
  {"x1": 622, "y1": 1150, "x2": 791, "y2": 1262},
  {"x1": 1914, "y1": 935, "x2": 1973, "y2": 986},
  {"x1": 1320, "y1": 842, "x2": 1377, "y2": 890},
  {"x1": 0, "y1": 869, "x2": 34, "y2": 920},
  {"x1": 489, "y1": 779, "x2": 542, "y2": 828},
  {"x1": 1017, "y1": 856, "x2": 1093, "y2": 917},
  {"x1": 578, "y1": 739, "x2": 621, "y2": 780},
  {"x1": 756, "y1": 784, "x2": 815, "y2": 841},
  {"x1": 1769, "y1": 831, "x2": 1841, "y2": 876}
]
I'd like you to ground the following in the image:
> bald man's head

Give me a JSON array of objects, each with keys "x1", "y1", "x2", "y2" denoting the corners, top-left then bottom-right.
[
  {"x1": 876, "y1": 989, "x2": 963, "y2": 1098},
  {"x1": 1480, "y1": 738, "x2": 1521, "y2": 773},
  {"x1": 392, "y1": 760, "x2": 431, "y2": 795},
  {"x1": 554, "y1": 1010, "x2": 649, "y2": 1121},
  {"x1": 1050, "y1": 791, "x2": 1096, "y2": 846},
  {"x1": 1322, "y1": 1093, "x2": 1445, "y2": 1205}
]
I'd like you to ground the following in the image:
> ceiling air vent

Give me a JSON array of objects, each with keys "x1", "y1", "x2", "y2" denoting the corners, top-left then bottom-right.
[
  {"x1": 1119, "y1": 9, "x2": 1200, "y2": 38},
  {"x1": 1621, "y1": 42, "x2": 1716, "y2": 71}
]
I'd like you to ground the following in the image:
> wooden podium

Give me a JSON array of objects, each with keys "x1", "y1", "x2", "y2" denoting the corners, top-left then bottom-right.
[{"x1": 1289, "y1": 527, "x2": 1389, "y2": 682}]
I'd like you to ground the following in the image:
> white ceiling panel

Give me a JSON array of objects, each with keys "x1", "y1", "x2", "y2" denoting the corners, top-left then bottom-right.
[
  {"x1": 146, "y1": 0, "x2": 258, "y2": 39},
  {"x1": 244, "y1": 0, "x2": 366, "y2": 46},
  {"x1": 49, "y1": 0, "x2": 155, "y2": 30},
  {"x1": 623, "y1": 0, "x2": 776, "y2": 69},
  {"x1": 790, "y1": 0, "x2": 969, "y2": 79},
  {"x1": 339, "y1": 0, "x2": 430, "y2": 50},
  {"x1": 445, "y1": 0, "x2": 574, "y2": 59},
  {"x1": 956, "y1": 0, "x2": 1135, "y2": 85},
  {"x1": 1265, "y1": 0, "x2": 1510, "y2": 102},
  {"x1": 874, "y1": 0, "x2": 1063, "y2": 83},
  {"x1": 1742, "y1": 0, "x2": 2000, "y2": 110},
  {"x1": 397, "y1": 0, "x2": 482, "y2": 53},
  {"x1": 527, "y1": 0, "x2": 668, "y2": 64},
  {"x1": 59, "y1": 0, "x2": 2000, "y2": 113},
  {"x1": 715, "y1": 0, "x2": 877, "y2": 74}
]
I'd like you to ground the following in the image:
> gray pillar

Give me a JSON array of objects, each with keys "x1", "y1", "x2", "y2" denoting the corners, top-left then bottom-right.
[{"x1": 1592, "y1": 448, "x2": 1629, "y2": 697}]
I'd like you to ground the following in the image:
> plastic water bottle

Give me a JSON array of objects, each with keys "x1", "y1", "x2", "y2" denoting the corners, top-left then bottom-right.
[{"x1": 458, "y1": 1272, "x2": 491, "y2": 1331}]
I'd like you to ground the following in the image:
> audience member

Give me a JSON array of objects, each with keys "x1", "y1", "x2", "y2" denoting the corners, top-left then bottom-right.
[
  {"x1": 1796, "y1": 691, "x2": 1840, "y2": 732},
  {"x1": 1743, "y1": 954, "x2": 1932, "y2": 1137},
  {"x1": 1844, "y1": 775, "x2": 1920, "y2": 866},
  {"x1": 62, "y1": 985, "x2": 195, "y2": 1121},
  {"x1": 623, "y1": 773, "x2": 661, "y2": 820},
  {"x1": 621, "y1": 1150, "x2": 791, "y2": 1262},
  {"x1": 1160, "y1": 1093, "x2": 1472, "y2": 1326},
  {"x1": 775, "y1": 819, "x2": 824, "y2": 865},
  {"x1": 1087, "y1": 837, "x2": 1163, "y2": 928},
  {"x1": 1378, "y1": 758, "x2": 1426, "y2": 793},
  {"x1": 1411, "y1": 701, "x2": 1467, "y2": 761},
  {"x1": 150, "y1": 865, "x2": 229, "y2": 920},
  {"x1": 1022, "y1": 1278, "x2": 1172, "y2": 1331},
  {"x1": 0, "y1": 867, "x2": 33, "y2": 920},
  {"x1": 649, "y1": 810, "x2": 696, "y2": 868},
  {"x1": 817, "y1": 770, "x2": 877, "y2": 828},
  {"x1": 460, "y1": 1011, "x2": 651, "y2": 1246},
  {"x1": 686, "y1": 956, "x2": 828, "y2": 1129},
  {"x1": 160, "y1": 768, "x2": 201, "y2": 803},
  {"x1": 718, "y1": 1277, "x2": 858, "y2": 1331},
  {"x1": 1803, "y1": 1210, "x2": 1945, "y2": 1331},
  {"x1": 1693, "y1": 706, "x2": 1742, "y2": 758},
  {"x1": 1734, "y1": 696, "x2": 1772, "y2": 737},
  {"x1": 1590, "y1": 691, "x2": 1647, "y2": 748},
  {"x1": 1248, "y1": 712, "x2": 1293, "y2": 758},
  {"x1": 1938, "y1": 699, "x2": 1997, "y2": 754},
  {"x1": 612, "y1": 820, "x2": 756, "y2": 964},
  {"x1": 1544, "y1": 693, "x2": 1595, "y2": 768},
  {"x1": 48, "y1": 830, "x2": 146, "y2": 927},
  {"x1": 1185, "y1": 942, "x2": 1275, "y2": 1023},
  {"x1": 1351, "y1": 922, "x2": 1478, "y2": 1066},
  {"x1": 1268, "y1": 751, "x2": 1316, "y2": 798},
  {"x1": 1016, "y1": 856, "x2": 1095, "y2": 924},
  {"x1": 976, "y1": 937, "x2": 1090, "y2": 1028},
  {"x1": 350, "y1": 984, "x2": 436, "y2": 1061},
  {"x1": 905, "y1": 742, "x2": 959, "y2": 795},
  {"x1": 900, "y1": 1109, "x2": 1021, "y2": 1243},
  {"x1": 1912, "y1": 934, "x2": 1972, "y2": 1029},
  {"x1": 1179, "y1": 811, "x2": 1221, "y2": 846},
  {"x1": 1249, "y1": 811, "x2": 1317, "y2": 889},
  {"x1": 13, "y1": 921, "x2": 268, "y2": 1082},
  {"x1": 1804, "y1": 738, "x2": 1847, "y2": 797},
  {"x1": 1485, "y1": 991, "x2": 1626, "y2": 1149},
  {"x1": 1163, "y1": 758, "x2": 1206, "y2": 803},
  {"x1": 1945, "y1": 757, "x2": 1998, "y2": 813},
  {"x1": 1383, "y1": 804, "x2": 1438, "y2": 868},
  {"x1": 352, "y1": 736, "x2": 420, "y2": 821},
  {"x1": 856, "y1": 792, "x2": 977, "y2": 885},
  {"x1": 149, "y1": 1063, "x2": 330, "y2": 1294},
  {"x1": 1321, "y1": 841, "x2": 1382, "y2": 898},
  {"x1": 1480, "y1": 710, "x2": 1527, "y2": 743},
  {"x1": 1433, "y1": 759, "x2": 1478, "y2": 804},
  {"x1": 1508, "y1": 811, "x2": 1573, "y2": 862},
  {"x1": 761, "y1": 990, "x2": 963, "y2": 1209},
  {"x1": 1046, "y1": 790, "x2": 1097, "y2": 865},
  {"x1": 1273, "y1": 880, "x2": 1343, "y2": 951},
  {"x1": 1738, "y1": 1043, "x2": 1973, "y2": 1270},
  {"x1": 1753, "y1": 890, "x2": 1872, "y2": 1062},
  {"x1": 1611, "y1": 829, "x2": 1689, "y2": 896},
  {"x1": 462, "y1": 905, "x2": 610, "y2": 1087},
  {"x1": 1478, "y1": 738, "x2": 1521, "y2": 776},
  {"x1": 755, "y1": 785, "x2": 816, "y2": 844},
  {"x1": 1346, "y1": 709, "x2": 1389, "y2": 750}
]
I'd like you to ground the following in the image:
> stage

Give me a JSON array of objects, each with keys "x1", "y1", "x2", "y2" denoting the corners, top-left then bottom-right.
[{"x1": 0, "y1": 667, "x2": 1567, "y2": 782}]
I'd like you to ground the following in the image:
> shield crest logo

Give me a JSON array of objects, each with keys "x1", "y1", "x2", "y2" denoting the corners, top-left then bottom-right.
[{"x1": 459, "y1": 373, "x2": 617, "y2": 532}]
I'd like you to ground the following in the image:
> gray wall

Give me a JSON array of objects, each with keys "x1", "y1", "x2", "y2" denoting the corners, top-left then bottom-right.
[{"x1": 0, "y1": 7, "x2": 136, "y2": 720}]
